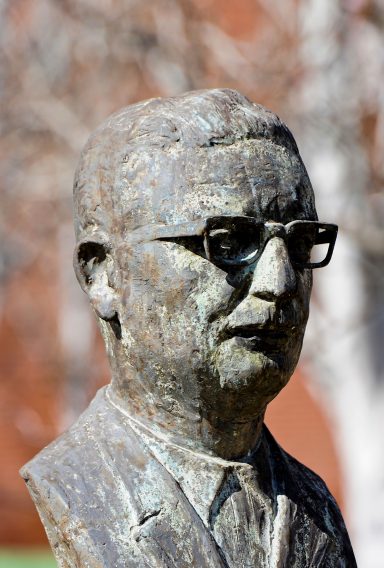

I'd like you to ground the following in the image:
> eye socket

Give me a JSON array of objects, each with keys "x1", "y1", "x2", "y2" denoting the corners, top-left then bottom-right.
[
  {"x1": 206, "y1": 220, "x2": 262, "y2": 267},
  {"x1": 287, "y1": 223, "x2": 328, "y2": 266},
  {"x1": 288, "y1": 234, "x2": 315, "y2": 265}
]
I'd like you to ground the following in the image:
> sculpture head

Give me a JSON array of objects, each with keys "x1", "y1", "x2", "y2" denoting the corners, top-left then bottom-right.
[{"x1": 73, "y1": 89, "x2": 337, "y2": 451}]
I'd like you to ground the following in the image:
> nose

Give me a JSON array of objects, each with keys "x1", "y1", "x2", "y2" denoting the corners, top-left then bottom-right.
[{"x1": 248, "y1": 237, "x2": 296, "y2": 301}]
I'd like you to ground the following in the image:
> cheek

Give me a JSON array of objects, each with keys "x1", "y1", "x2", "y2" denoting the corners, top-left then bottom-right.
[{"x1": 120, "y1": 244, "x2": 234, "y2": 347}]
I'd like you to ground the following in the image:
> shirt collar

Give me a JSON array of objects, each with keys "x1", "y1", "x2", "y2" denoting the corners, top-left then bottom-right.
[{"x1": 105, "y1": 386, "x2": 262, "y2": 526}]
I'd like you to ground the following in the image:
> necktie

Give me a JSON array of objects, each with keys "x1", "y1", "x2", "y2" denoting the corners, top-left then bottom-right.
[{"x1": 209, "y1": 465, "x2": 275, "y2": 567}]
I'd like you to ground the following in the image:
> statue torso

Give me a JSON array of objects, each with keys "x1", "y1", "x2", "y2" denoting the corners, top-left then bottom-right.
[{"x1": 21, "y1": 388, "x2": 356, "y2": 568}]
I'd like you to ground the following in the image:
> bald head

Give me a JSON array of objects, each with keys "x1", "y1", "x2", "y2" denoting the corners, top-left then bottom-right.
[{"x1": 73, "y1": 88, "x2": 313, "y2": 245}]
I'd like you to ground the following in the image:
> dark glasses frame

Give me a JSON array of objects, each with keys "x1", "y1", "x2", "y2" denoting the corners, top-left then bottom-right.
[{"x1": 126, "y1": 216, "x2": 338, "y2": 270}]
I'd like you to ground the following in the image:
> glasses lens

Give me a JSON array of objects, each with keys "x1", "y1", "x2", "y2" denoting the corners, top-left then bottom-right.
[
  {"x1": 207, "y1": 218, "x2": 261, "y2": 266},
  {"x1": 288, "y1": 223, "x2": 334, "y2": 267},
  {"x1": 309, "y1": 241, "x2": 331, "y2": 265}
]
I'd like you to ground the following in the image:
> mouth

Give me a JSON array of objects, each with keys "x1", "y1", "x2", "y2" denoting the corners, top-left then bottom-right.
[{"x1": 222, "y1": 325, "x2": 297, "y2": 352}]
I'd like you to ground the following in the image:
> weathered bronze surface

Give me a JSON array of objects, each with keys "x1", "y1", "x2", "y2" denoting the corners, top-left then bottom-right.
[{"x1": 21, "y1": 89, "x2": 356, "y2": 567}]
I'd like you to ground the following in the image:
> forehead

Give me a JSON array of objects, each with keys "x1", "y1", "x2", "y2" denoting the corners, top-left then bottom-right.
[{"x1": 115, "y1": 140, "x2": 316, "y2": 234}]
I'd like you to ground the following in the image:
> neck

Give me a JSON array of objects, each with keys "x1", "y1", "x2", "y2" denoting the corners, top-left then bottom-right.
[{"x1": 107, "y1": 380, "x2": 265, "y2": 461}]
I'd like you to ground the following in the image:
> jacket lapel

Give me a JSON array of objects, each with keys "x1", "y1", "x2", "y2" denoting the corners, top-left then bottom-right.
[{"x1": 95, "y1": 395, "x2": 227, "y2": 567}]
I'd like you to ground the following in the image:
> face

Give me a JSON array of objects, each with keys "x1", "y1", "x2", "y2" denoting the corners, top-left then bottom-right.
[{"x1": 112, "y1": 141, "x2": 316, "y2": 424}]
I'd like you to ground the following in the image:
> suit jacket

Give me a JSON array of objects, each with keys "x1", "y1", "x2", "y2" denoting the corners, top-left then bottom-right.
[{"x1": 21, "y1": 387, "x2": 357, "y2": 567}]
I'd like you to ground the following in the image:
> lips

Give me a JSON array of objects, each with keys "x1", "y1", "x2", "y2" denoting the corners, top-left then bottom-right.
[{"x1": 222, "y1": 324, "x2": 296, "y2": 352}]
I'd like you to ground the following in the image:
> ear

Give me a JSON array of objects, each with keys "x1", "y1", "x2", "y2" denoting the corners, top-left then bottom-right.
[{"x1": 74, "y1": 239, "x2": 119, "y2": 322}]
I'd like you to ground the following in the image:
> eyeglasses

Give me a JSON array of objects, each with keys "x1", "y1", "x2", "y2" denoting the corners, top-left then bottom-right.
[{"x1": 126, "y1": 216, "x2": 338, "y2": 270}]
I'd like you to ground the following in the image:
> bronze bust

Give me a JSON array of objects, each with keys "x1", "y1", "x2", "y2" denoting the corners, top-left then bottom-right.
[{"x1": 21, "y1": 89, "x2": 356, "y2": 567}]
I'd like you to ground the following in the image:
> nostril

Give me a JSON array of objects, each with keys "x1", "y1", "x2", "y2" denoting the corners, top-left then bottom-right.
[{"x1": 253, "y1": 289, "x2": 281, "y2": 302}]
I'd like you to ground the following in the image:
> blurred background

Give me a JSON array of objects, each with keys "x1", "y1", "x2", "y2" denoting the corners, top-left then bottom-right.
[{"x1": 1, "y1": 0, "x2": 383, "y2": 566}]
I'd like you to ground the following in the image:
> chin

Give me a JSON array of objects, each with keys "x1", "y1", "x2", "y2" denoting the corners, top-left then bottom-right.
[{"x1": 214, "y1": 338, "x2": 298, "y2": 399}]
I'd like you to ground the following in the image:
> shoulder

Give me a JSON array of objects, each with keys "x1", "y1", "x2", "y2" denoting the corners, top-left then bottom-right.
[
  {"x1": 20, "y1": 387, "x2": 153, "y2": 503},
  {"x1": 21, "y1": 388, "x2": 119, "y2": 486},
  {"x1": 264, "y1": 426, "x2": 339, "y2": 511},
  {"x1": 20, "y1": 388, "x2": 150, "y2": 567}
]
